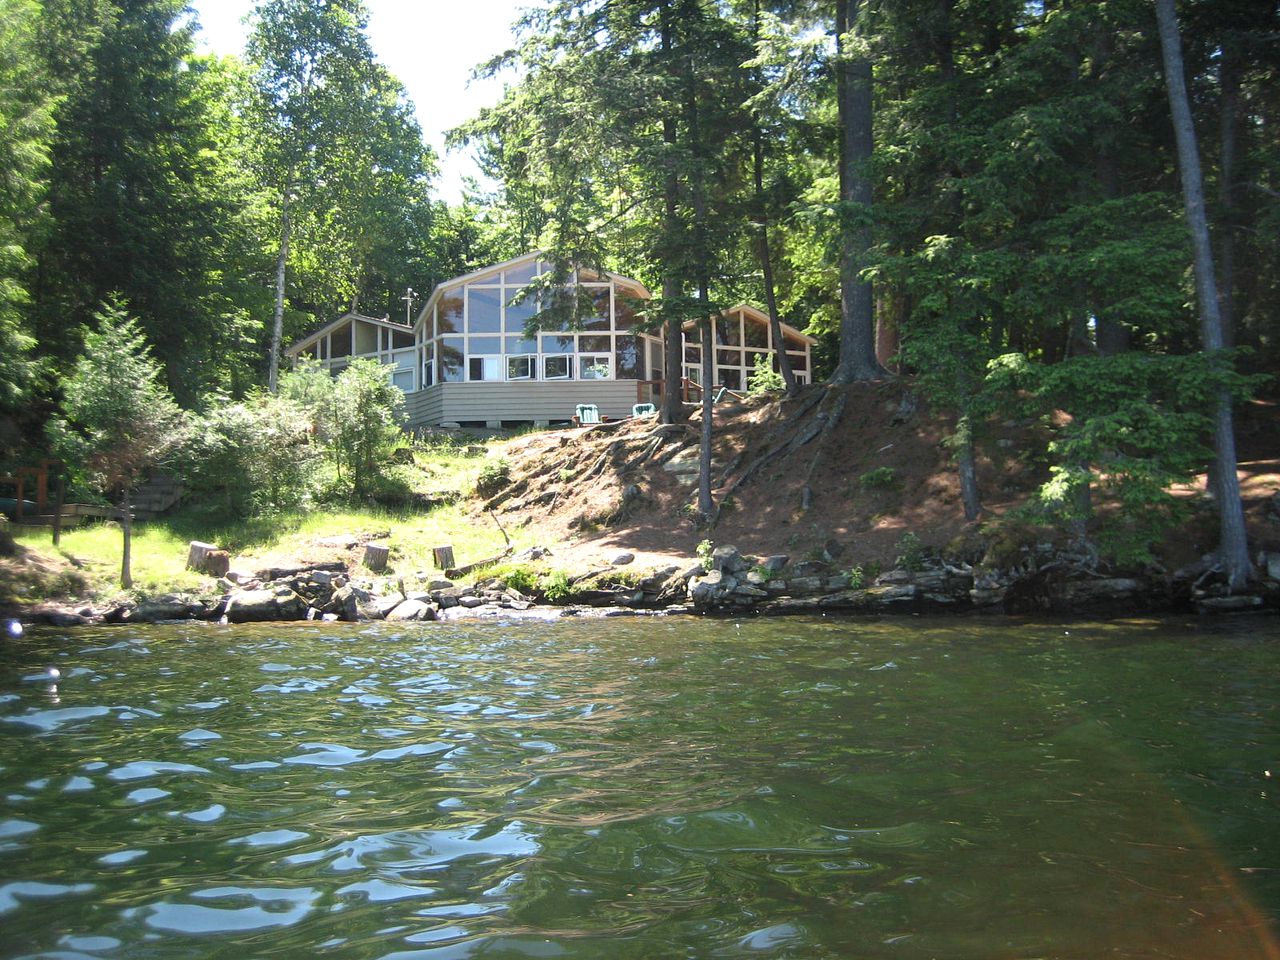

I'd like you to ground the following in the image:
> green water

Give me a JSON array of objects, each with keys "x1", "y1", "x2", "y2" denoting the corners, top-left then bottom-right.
[{"x1": 0, "y1": 615, "x2": 1277, "y2": 959}]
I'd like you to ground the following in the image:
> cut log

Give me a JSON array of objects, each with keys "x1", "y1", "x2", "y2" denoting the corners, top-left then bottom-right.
[
  {"x1": 432, "y1": 545, "x2": 455, "y2": 570},
  {"x1": 363, "y1": 543, "x2": 390, "y2": 573},
  {"x1": 187, "y1": 541, "x2": 218, "y2": 572}
]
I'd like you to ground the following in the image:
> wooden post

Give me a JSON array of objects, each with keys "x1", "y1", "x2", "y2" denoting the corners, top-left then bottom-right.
[
  {"x1": 363, "y1": 543, "x2": 390, "y2": 573},
  {"x1": 432, "y1": 545, "x2": 455, "y2": 570},
  {"x1": 14, "y1": 476, "x2": 23, "y2": 522},
  {"x1": 52, "y1": 472, "x2": 65, "y2": 546}
]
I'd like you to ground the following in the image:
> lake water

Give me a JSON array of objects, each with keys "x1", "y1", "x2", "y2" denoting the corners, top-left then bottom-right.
[{"x1": 0, "y1": 615, "x2": 1277, "y2": 959}]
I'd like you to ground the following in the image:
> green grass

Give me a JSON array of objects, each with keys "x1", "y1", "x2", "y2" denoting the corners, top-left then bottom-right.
[{"x1": 11, "y1": 433, "x2": 540, "y2": 597}]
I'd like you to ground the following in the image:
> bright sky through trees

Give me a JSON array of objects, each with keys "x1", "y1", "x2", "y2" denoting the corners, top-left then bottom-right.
[{"x1": 187, "y1": 0, "x2": 517, "y2": 202}]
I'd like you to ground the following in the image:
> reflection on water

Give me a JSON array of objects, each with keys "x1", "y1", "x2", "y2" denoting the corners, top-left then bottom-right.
[{"x1": 0, "y1": 616, "x2": 1277, "y2": 959}]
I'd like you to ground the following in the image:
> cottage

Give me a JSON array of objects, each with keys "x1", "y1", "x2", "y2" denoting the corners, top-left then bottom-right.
[{"x1": 284, "y1": 251, "x2": 816, "y2": 428}]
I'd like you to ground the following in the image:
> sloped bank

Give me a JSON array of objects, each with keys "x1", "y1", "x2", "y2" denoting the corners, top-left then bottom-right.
[{"x1": 19, "y1": 541, "x2": 1280, "y2": 627}]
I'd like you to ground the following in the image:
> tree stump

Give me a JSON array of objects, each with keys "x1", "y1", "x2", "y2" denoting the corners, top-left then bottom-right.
[
  {"x1": 432, "y1": 545, "x2": 455, "y2": 570},
  {"x1": 363, "y1": 543, "x2": 390, "y2": 573},
  {"x1": 187, "y1": 541, "x2": 218, "y2": 571}
]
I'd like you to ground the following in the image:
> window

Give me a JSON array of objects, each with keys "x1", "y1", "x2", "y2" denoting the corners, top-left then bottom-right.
[
  {"x1": 439, "y1": 338, "x2": 464, "y2": 382},
  {"x1": 392, "y1": 330, "x2": 415, "y2": 349},
  {"x1": 744, "y1": 319, "x2": 768, "y2": 348},
  {"x1": 579, "y1": 354, "x2": 612, "y2": 380},
  {"x1": 506, "y1": 355, "x2": 535, "y2": 380},
  {"x1": 391, "y1": 368, "x2": 414, "y2": 392},
  {"x1": 438, "y1": 294, "x2": 463, "y2": 333},
  {"x1": 469, "y1": 355, "x2": 502, "y2": 381},
  {"x1": 505, "y1": 292, "x2": 537, "y2": 334},
  {"x1": 615, "y1": 335, "x2": 640, "y2": 379},
  {"x1": 543, "y1": 355, "x2": 571, "y2": 380},
  {"x1": 467, "y1": 288, "x2": 502, "y2": 333}
]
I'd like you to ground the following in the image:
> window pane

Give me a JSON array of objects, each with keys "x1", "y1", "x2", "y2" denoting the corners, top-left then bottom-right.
[
  {"x1": 685, "y1": 345, "x2": 700, "y2": 363},
  {"x1": 788, "y1": 351, "x2": 808, "y2": 372},
  {"x1": 469, "y1": 355, "x2": 502, "y2": 381},
  {"x1": 580, "y1": 335, "x2": 611, "y2": 353},
  {"x1": 391, "y1": 368, "x2": 414, "y2": 392},
  {"x1": 505, "y1": 336, "x2": 537, "y2": 354},
  {"x1": 507, "y1": 355, "x2": 534, "y2": 380},
  {"x1": 744, "y1": 318, "x2": 768, "y2": 347},
  {"x1": 582, "y1": 288, "x2": 610, "y2": 331},
  {"x1": 439, "y1": 338, "x2": 464, "y2": 382},
  {"x1": 614, "y1": 296, "x2": 638, "y2": 330},
  {"x1": 579, "y1": 354, "x2": 611, "y2": 380},
  {"x1": 393, "y1": 330, "x2": 415, "y2": 349},
  {"x1": 331, "y1": 323, "x2": 352, "y2": 357},
  {"x1": 717, "y1": 348, "x2": 743, "y2": 367},
  {"x1": 505, "y1": 292, "x2": 537, "y2": 334},
  {"x1": 543, "y1": 355, "x2": 571, "y2": 379},
  {"x1": 722, "y1": 369, "x2": 742, "y2": 390},
  {"x1": 615, "y1": 335, "x2": 639, "y2": 379},
  {"x1": 469, "y1": 336, "x2": 501, "y2": 355},
  {"x1": 438, "y1": 293, "x2": 462, "y2": 334},
  {"x1": 504, "y1": 261, "x2": 538, "y2": 284},
  {"x1": 354, "y1": 322, "x2": 377, "y2": 354},
  {"x1": 541, "y1": 335, "x2": 574, "y2": 354},
  {"x1": 467, "y1": 288, "x2": 501, "y2": 334},
  {"x1": 716, "y1": 316, "x2": 741, "y2": 346}
]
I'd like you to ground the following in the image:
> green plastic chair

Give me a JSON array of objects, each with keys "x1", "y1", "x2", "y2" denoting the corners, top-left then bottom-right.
[
  {"x1": 575, "y1": 403, "x2": 601, "y2": 425},
  {"x1": 632, "y1": 403, "x2": 656, "y2": 417}
]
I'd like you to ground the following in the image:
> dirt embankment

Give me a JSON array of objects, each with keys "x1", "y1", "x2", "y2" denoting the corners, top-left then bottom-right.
[{"x1": 481, "y1": 381, "x2": 1280, "y2": 577}]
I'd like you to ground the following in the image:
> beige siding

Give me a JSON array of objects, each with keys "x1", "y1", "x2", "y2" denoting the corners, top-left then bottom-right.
[{"x1": 403, "y1": 380, "x2": 640, "y2": 427}]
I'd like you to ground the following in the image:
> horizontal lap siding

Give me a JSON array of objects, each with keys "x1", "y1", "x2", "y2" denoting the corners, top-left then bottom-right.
[
  {"x1": 402, "y1": 385, "x2": 443, "y2": 429},
  {"x1": 438, "y1": 381, "x2": 639, "y2": 423}
]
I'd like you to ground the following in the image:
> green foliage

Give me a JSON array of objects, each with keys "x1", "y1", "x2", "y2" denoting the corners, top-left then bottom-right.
[
  {"x1": 696, "y1": 538, "x2": 715, "y2": 571},
  {"x1": 539, "y1": 569, "x2": 572, "y2": 602},
  {"x1": 846, "y1": 565, "x2": 865, "y2": 589},
  {"x1": 858, "y1": 467, "x2": 897, "y2": 490},
  {"x1": 747, "y1": 353, "x2": 784, "y2": 394},
  {"x1": 498, "y1": 565, "x2": 538, "y2": 594},
  {"x1": 181, "y1": 391, "x2": 319, "y2": 518},
  {"x1": 277, "y1": 358, "x2": 405, "y2": 500},
  {"x1": 475, "y1": 459, "x2": 512, "y2": 497},
  {"x1": 894, "y1": 532, "x2": 926, "y2": 572},
  {"x1": 986, "y1": 350, "x2": 1265, "y2": 564},
  {"x1": 49, "y1": 301, "x2": 188, "y2": 500}
]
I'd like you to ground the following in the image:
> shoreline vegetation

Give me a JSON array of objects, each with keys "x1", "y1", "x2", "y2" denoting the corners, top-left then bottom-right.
[{"x1": 6, "y1": 383, "x2": 1280, "y2": 627}]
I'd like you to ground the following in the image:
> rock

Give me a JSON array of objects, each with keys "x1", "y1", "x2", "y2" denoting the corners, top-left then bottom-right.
[
  {"x1": 373, "y1": 596, "x2": 405, "y2": 618},
  {"x1": 459, "y1": 595, "x2": 484, "y2": 608},
  {"x1": 128, "y1": 596, "x2": 205, "y2": 623},
  {"x1": 822, "y1": 539, "x2": 846, "y2": 562},
  {"x1": 711, "y1": 545, "x2": 747, "y2": 574},
  {"x1": 825, "y1": 576, "x2": 850, "y2": 592},
  {"x1": 324, "y1": 584, "x2": 375, "y2": 622},
  {"x1": 732, "y1": 584, "x2": 768, "y2": 599},
  {"x1": 225, "y1": 587, "x2": 308, "y2": 623},
  {"x1": 610, "y1": 552, "x2": 635, "y2": 566},
  {"x1": 1050, "y1": 578, "x2": 1142, "y2": 606},
  {"x1": 787, "y1": 576, "x2": 824, "y2": 595},
  {"x1": 1196, "y1": 595, "x2": 1264, "y2": 613},
  {"x1": 745, "y1": 570, "x2": 768, "y2": 586},
  {"x1": 875, "y1": 569, "x2": 913, "y2": 585},
  {"x1": 969, "y1": 587, "x2": 1008, "y2": 607},
  {"x1": 760, "y1": 555, "x2": 789, "y2": 573},
  {"x1": 1266, "y1": 553, "x2": 1280, "y2": 582},
  {"x1": 792, "y1": 560, "x2": 828, "y2": 577},
  {"x1": 386, "y1": 599, "x2": 436, "y2": 621}
]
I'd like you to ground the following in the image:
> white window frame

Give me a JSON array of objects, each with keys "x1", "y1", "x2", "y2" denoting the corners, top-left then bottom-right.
[
  {"x1": 579, "y1": 353, "x2": 613, "y2": 380},
  {"x1": 543, "y1": 355, "x2": 572, "y2": 380},
  {"x1": 468, "y1": 355, "x2": 502, "y2": 382},
  {"x1": 506, "y1": 354, "x2": 535, "y2": 381}
]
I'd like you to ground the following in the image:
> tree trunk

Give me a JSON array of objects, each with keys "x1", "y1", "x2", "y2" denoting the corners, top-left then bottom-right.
[
  {"x1": 268, "y1": 193, "x2": 292, "y2": 393},
  {"x1": 1155, "y1": 0, "x2": 1251, "y2": 589},
  {"x1": 120, "y1": 488, "x2": 132, "y2": 589},
  {"x1": 1218, "y1": 47, "x2": 1240, "y2": 347},
  {"x1": 831, "y1": 0, "x2": 886, "y2": 383},
  {"x1": 750, "y1": 0, "x2": 797, "y2": 395},
  {"x1": 956, "y1": 415, "x2": 981, "y2": 521},
  {"x1": 699, "y1": 314, "x2": 714, "y2": 519},
  {"x1": 658, "y1": 1, "x2": 687, "y2": 424}
]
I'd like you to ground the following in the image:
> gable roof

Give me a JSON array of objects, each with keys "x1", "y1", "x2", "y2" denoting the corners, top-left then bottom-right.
[
  {"x1": 285, "y1": 312, "x2": 414, "y2": 358},
  {"x1": 413, "y1": 251, "x2": 652, "y2": 335},
  {"x1": 682, "y1": 303, "x2": 818, "y2": 346}
]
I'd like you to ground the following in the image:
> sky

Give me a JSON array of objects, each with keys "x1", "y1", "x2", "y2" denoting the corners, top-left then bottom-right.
[{"x1": 187, "y1": 0, "x2": 526, "y2": 203}]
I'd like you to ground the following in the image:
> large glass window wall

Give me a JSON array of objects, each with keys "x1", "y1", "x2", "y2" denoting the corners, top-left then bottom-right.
[
  {"x1": 295, "y1": 318, "x2": 422, "y2": 392},
  {"x1": 683, "y1": 308, "x2": 812, "y2": 390},
  {"x1": 419, "y1": 260, "x2": 657, "y2": 385}
]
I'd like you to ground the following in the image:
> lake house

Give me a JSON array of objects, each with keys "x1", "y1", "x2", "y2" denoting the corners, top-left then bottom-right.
[{"x1": 285, "y1": 251, "x2": 816, "y2": 428}]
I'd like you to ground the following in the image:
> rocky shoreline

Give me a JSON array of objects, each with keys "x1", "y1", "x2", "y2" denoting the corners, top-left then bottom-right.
[{"x1": 14, "y1": 541, "x2": 1280, "y2": 628}]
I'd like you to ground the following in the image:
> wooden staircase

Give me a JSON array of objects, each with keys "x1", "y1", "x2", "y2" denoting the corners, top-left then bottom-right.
[{"x1": 130, "y1": 472, "x2": 184, "y2": 519}]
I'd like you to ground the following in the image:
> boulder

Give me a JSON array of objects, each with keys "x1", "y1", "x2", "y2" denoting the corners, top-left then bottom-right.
[
  {"x1": 610, "y1": 552, "x2": 635, "y2": 566},
  {"x1": 1196, "y1": 594, "x2": 1264, "y2": 613},
  {"x1": 386, "y1": 599, "x2": 436, "y2": 621},
  {"x1": 760, "y1": 555, "x2": 789, "y2": 574},
  {"x1": 711, "y1": 545, "x2": 748, "y2": 574},
  {"x1": 225, "y1": 587, "x2": 308, "y2": 623},
  {"x1": 127, "y1": 596, "x2": 207, "y2": 623}
]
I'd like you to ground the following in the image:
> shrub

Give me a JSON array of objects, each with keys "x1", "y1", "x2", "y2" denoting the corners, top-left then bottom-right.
[
  {"x1": 475, "y1": 459, "x2": 512, "y2": 497},
  {"x1": 858, "y1": 467, "x2": 897, "y2": 490},
  {"x1": 894, "y1": 532, "x2": 926, "y2": 572},
  {"x1": 696, "y1": 538, "x2": 715, "y2": 571},
  {"x1": 846, "y1": 565, "x2": 865, "y2": 589},
  {"x1": 540, "y1": 569, "x2": 572, "y2": 602},
  {"x1": 747, "y1": 353, "x2": 784, "y2": 394}
]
